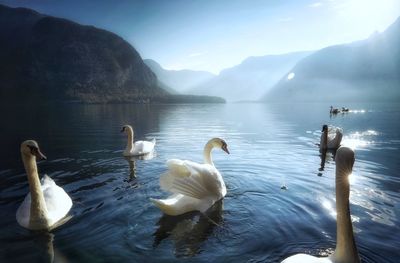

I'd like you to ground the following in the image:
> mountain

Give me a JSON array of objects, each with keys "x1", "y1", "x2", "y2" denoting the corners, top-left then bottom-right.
[
  {"x1": 189, "y1": 51, "x2": 312, "y2": 102},
  {"x1": 144, "y1": 59, "x2": 215, "y2": 93},
  {"x1": 0, "y1": 5, "x2": 224, "y2": 104},
  {"x1": 263, "y1": 17, "x2": 400, "y2": 102}
]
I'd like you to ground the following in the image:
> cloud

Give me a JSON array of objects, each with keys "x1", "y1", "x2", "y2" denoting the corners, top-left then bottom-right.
[{"x1": 309, "y1": 2, "x2": 322, "y2": 8}]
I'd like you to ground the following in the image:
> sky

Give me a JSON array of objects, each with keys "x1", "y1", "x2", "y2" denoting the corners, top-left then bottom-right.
[{"x1": 1, "y1": 0, "x2": 399, "y2": 74}]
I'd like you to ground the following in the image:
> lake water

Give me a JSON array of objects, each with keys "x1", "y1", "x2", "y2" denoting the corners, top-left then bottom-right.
[{"x1": 0, "y1": 102, "x2": 399, "y2": 262}]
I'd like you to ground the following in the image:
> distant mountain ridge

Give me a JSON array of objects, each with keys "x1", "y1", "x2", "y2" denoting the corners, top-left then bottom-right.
[
  {"x1": 0, "y1": 4, "x2": 224, "y2": 104},
  {"x1": 189, "y1": 51, "x2": 312, "y2": 101},
  {"x1": 144, "y1": 59, "x2": 215, "y2": 94},
  {"x1": 263, "y1": 17, "x2": 400, "y2": 102}
]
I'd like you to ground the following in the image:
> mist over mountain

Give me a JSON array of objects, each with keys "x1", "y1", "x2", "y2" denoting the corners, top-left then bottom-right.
[
  {"x1": 144, "y1": 59, "x2": 215, "y2": 93},
  {"x1": 189, "y1": 51, "x2": 312, "y2": 102},
  {"x1": 263, "y1": 17, "x2": 400, "y2": 102}
]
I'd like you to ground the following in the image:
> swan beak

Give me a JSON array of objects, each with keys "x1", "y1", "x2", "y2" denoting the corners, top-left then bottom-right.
[
  {"x1": 222, "y1": 146, "x2": 230, "y2": 154},
  {"x1": 35, "y1": 149, "x2": 47, "y2": 161},
  {"x1": 120, "y1": 127, "x2": 125, "y2": 133}
]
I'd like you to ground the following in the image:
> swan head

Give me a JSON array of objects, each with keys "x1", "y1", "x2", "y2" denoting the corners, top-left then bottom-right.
[
  {"x1": 210, "y1": 138, "x2": 230, "y2": 154},
  {"x1": 322, "y1": 124, "x2": 328, "y2": 132},
  {"x1": 335, "y1": 146, "x2": 355, "y2": 175},
  {"x1": 121, "y1": 124, "x2": 133, "y2": 133},
  {"x1": 20, "y1": 140, "x2": 47, "y2": 161}
]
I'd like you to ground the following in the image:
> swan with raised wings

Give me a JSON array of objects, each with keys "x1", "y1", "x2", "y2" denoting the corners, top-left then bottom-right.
[
  {"x1": 151, "y1": 138, "x2": 229, "y2": 216},
  {"x1": 320, "y1": 125, "x2": 343, "y2": 152},
  {"x1": 281, "y1": 146, "x2": 360, "y2": 263},
  {"x1": 16, "y1": 140, "x2": 73, "y2": 230},
  {"x1": 121, "y1": 124, "x2": 156, "y2": 156}
]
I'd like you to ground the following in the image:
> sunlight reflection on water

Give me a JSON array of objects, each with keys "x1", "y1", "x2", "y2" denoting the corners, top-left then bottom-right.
[
  {"x1": 0, "y1": 102, "x2": 399, "y2": 262},
  {"x1": 342, "y1": 130, "x2": 378, "y2": 149}
]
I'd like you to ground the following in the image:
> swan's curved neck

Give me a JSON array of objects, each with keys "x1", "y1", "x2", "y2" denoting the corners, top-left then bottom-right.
[
  {"x1": 203, "y1": 141, "x2": 214, "y2": 166},
  {"x1": 321, "y1": 130, "x2": 328, "y2": 150},
  {"x1": 126, "y1": 127, "x2": 134, "y2": 151},
  {"x1": 332, "y1": 166, "x2": 359, "y2": 263},
  {"x1": 22, "y1": 154, "x2": 49, "y2": 229}
]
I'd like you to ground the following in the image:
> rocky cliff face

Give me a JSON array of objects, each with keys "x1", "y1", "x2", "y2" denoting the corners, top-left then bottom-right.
[{"x1": 0, "y1": 4, "x2": 168, "y2": 103}]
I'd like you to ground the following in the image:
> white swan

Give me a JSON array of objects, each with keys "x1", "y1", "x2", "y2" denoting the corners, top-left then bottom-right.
[
  {"x1": 16, "y1": 140, "x2": 73, "y2": 230},
  {"x1": 121, "y1": 124, "x2": 156, "y2": 156},
  {"x1": 282, "y1": 146, "x2": 360, "y2": 263},
  {"x1": 320, "y1": 125, "x2": 343, "y2": 152},
  {"x1": 150, "y1": 138, "x2": 229, "y2": 216}
]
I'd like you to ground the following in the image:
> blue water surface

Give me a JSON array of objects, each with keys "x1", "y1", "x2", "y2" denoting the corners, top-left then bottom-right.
[{"x1": 0, "y1": 102, "x2": 399, "y2": 262}]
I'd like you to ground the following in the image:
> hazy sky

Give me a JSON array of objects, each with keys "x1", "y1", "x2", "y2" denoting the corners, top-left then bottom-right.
[{"x1": 1, "y1": 0, "x2": 399, "y2": 73}]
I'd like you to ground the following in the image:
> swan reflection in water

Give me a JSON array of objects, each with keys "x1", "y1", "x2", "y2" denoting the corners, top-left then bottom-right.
[
  {"x1": 28, "y1": 232, "x2": 67, "y2": 263},
  {"x1": 153, "y1": 200, "x2": 224, "y2": 257},
  {"x1": 318, "y1": 148, "x2": 337, "y2": 175},
  {"x1": 124, "y1": 157, "x2": 137, "y2": 180},
  {"x1": 124, "y1": 151, "x2": 156, "y2": 180}
]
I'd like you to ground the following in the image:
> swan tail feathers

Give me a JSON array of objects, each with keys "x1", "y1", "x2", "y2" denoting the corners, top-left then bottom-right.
[{"x1": 150, "y1": 198, "x2": 178, "y2": 216}]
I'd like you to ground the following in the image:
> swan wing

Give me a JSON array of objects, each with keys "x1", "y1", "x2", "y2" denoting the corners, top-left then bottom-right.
[
  {"x1": 328, "y1": 129, "x2": 343, "y2": 149},
  {"x1": 16, "y1": 175, "x2": 72, "y2": 228},
  {"x1": 132, "y1": 139, "x2": 156, "y2": 155},
  {"x1": 160, "y1": 159, "x2": 224, "y2": 200},
  {"x1": 42, "y1": 175, "x2": 72, "y2": 226},
  {"x1": 281, "y1": 253, "x2": 332, "y2": 263},
  {"x1": 16, "y1": 193, "x2": 32, "y2": 228},
  {"x1": 150, "y1": 193, "x2": 213, "y2": 215}
]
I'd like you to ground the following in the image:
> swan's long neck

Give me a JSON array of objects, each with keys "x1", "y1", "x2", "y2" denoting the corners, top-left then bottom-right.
[
  {"x1": 22, "y1": 154, "x2": 49, "y2": 229},
  {"x1": 332, "y1": 166, "x2": 359, "y2": 263},
  {"x1": 320, "y1": 130, "x2": 328, "y2": 151},
  {"x1": 203, "y1": 141, "x2": 214, "y2": 166},
  {"x1": 126, "y1": 127, "x2": 134, "y2": 152}
]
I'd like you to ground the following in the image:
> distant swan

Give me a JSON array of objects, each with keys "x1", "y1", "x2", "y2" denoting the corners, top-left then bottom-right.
[
  {"x1": 16, "y1": 140, "x2": 73, "y2": 230},
  {"x1": 121, "y1": 124, "x2": 156, "y2": 156},
  {"x1": 320, "y1": 125, "x2": 342, "y2": 152},
  {"x1": 150, "y1": 138, "x2": 229, "y2": 216},
  {"x1": 281, "y1": 146, "x2": 360, "y2": 263},
  {"x1": 330, "y1": 106, "x2": 340, "y2": 114}
]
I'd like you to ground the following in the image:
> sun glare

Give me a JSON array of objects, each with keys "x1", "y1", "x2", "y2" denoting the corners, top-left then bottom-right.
[
  {"x1": 348, "y1": 173, "x2": 356, "y2": 185},
  {"x1": 287, "y1": 72, "x2": 295, "y2": 80}
]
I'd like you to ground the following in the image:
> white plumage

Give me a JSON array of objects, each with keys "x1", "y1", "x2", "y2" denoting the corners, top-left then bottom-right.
[
  {"x1": 121, "y1": 124, "x2": 156, "y2": 156},
  {"x1": 320, "y1": 125, "x2": 343, "y2": 152},
  {"x1": 16, "y1": 175, "x2": 72, "y2": 229},
  {"x1": 282, "y1": 254, "x2": 332, "y2": 263},
  {"x1": 17, "y1": 140, "x2": 72, "y2": 230},
  {"x1": 151, "y1": 138, "x2": 229, "y2": 216},
  {"x1": 281, "y1": 146, "x2": 360, "y2": 263}
]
